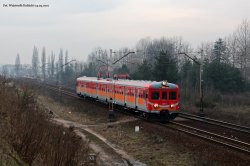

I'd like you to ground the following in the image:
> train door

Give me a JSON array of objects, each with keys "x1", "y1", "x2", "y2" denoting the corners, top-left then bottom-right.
[
  {"x1": 136, "y1": 88, "x2": 147, "y2": 111},
  {"x1": 114, "y1": 85, "x2": 123, "y2": 105},
  {"x1": 107, "y1": 83, "x2": 113, "y2": 103},
  {"x1": 125, "y1": 87, "x2": 129, "y2": 107},
  {"x1": 135, "y1": 88, "x2": 138, "y2": 109},
  {"x1": 81, "y1": 81, "x2": 84, "y2": 95},
  {"x1": 125, "y1": 87, "x2": 135, "y2": 108},
  {"x1": 94, "y1": 82, "x2": 97, "y2": 98}
]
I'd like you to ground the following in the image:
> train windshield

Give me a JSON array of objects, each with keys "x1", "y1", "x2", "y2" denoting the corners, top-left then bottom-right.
[
  {"x1": 169, "y1": 91, "x2": 177, "y2": 100},
  {"x1": 151, "y1": 91, "x2": 160, "y2": 100},
  {"x1": 151, "y1": 91, "x2": 177, "y2": 100},
  {"x1": 162, "y1": 92, "x2": 167, "y2": 100}
]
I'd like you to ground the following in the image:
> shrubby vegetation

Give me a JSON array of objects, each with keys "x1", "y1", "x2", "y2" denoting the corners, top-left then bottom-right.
[
  {"x1": 204, "y1": 61, "x2": 245, "y2": 92},
  {"x1": 0, "y1": 76, "x2": 89, "y2": 165}
]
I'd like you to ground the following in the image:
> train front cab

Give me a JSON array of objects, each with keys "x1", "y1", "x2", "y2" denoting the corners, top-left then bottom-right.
[{"x1": 147, "y1": 81, "x2": 179, "y2": 121}]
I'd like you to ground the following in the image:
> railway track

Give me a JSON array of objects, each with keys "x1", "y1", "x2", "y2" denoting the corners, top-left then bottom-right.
[
  {"x1": 33, "y1": 81, "x2": 250, "y2": 156},
  {"x1": 164, "y1": 122, "x2": 250, "y2": 154},
  {"x1": 178, "y1": 112, "x2": 250, "y2": 134}
]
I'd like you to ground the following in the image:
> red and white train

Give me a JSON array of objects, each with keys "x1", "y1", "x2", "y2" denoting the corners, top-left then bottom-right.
[{"x1": 76, "y1": 77, "x2": 179, "y2": 121}]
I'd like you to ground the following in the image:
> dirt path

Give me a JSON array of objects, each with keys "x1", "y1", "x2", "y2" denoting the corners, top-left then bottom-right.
[{"x1": 54, "y1": 118, "x2": 146, "y2": 166}]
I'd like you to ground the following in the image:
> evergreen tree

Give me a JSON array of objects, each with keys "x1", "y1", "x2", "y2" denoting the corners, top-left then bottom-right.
[
  {"x1": 51, "y1": 52, "x2": 55, "y2": 77},
  {"x1": 65, "y1": 50, "x2": 69, "y2": 73},
  {"x1": 113, "y1": 64, "x2": 130, "y2": 75},
  {"x1": 41, "y1": 47, "x2": 46, "y2": 80},
  {"x1": 204, "y1": 61, "x2": 245, "y2": 92},
  {"x1": 32, "y1": 46, "x2": 39, "y2": 77},
  {"x1": 212, "y1": 38, "x2": 227, "y2": 63},
  {"x1": 15, "y1": 54, "x2": 21, "y2": 76},
  {"x1": 83, "y1": 62, "x2": 97, "y2": 77},
  {"x1": 58, "y1": 49, "x2": 64, "y2": 83},
  {"x1": 47, "y1": 55, "x2": 51, "y2": 77},
  {"x1": 132, "y1": 60, "x2": 152, "y2": 80},
  {"x1": 153, "y1": 51, "x2": 178, "y2": 82},
  {"x1": 59, "y1": 49, "x2": 64, "y2": 72}
]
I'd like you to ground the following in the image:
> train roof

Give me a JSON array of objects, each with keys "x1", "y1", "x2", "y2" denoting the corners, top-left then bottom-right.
[{"x1": 76, "y1": 76, "x2": 178, "y2": 89}]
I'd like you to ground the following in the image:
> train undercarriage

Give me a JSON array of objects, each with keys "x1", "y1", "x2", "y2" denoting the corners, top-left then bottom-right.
[{"x1": 77, "y1": 93, "x2": 178, "y2": 122}]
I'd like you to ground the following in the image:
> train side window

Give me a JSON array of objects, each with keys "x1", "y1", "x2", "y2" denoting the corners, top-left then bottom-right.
[
  {"x1": 162, "y1": 92, "x2": 167, "y2": 100},
  {"x1": 151, "y1": 91, "x2": 159, "y2": 100},
  {"x1": 169, "y1": 91, "x2": 177, "y2": 100},
  {"x1": 131, "y1": 89, "x2": 134, "y2": 96},
  {"x1": 126, "y1": 89, "x2": 130, "y2": 95},
  {"x1": 143, "y1": 91, "x2": 148, "y2": 99},
  {"x1": 139, "y1": 90, "x2": 143, "y2": 98}
]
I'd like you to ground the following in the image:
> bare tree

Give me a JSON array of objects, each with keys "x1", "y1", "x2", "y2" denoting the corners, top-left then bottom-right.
[
  {"x1": 225, "y1": 34, "x2": 238, "y2": 67},
  {"x1": 234, "y1": 19, "x2": 250, "y2": 78},
  {"x1": 135, "y1": 37, "x2": 152, "y2": 62}
]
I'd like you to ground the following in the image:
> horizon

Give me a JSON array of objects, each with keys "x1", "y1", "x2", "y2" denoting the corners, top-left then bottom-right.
[{"x1": 1, "y1": 0, "x2": 250, "y2": 64}]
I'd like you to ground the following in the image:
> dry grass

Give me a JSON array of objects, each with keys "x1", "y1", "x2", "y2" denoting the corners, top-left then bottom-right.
[
  {"x1": 92, "y1": 120, "x2": 250, "y2": 166},
  {"x1": 38, "y1": 95, "x2": 96, "y2": 125},
  {"x1": 0, "y1": 77, "x2": 90, "y2": 166},
  {"x1": 92, "y1": 123, "x2": 197, "y2": 166},
  {"x1": 35, "y1": 84, "x2": 132, "y2": 125},
  {"x1": 0, "y1": 137, "x2": 27, "y2": 166},
  {"x1": 181, "y1": 90, "x2": 250, "y2": 126}
]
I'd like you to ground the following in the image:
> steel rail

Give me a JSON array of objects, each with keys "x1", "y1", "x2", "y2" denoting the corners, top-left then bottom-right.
[
  {"x1": 160, "y1": 122, "x2": 250, "y2": 155},
  {"x1": 179, "y1": 112, "x2": 250, "y2": 130},
  {"x1": 179, "y1": 112, "x2": 250, "y2": 134},
  {"x1": 171, "y1": 121, "x2": 250, "y2": 148}
]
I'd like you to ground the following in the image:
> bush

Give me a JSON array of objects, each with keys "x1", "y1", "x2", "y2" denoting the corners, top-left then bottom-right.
[
  {"x1": 204, "y1": 62, "x2": 246, "y2": 93},
  {"x1": 0, "y1": 76, "x2": 89, "y2": 165}
]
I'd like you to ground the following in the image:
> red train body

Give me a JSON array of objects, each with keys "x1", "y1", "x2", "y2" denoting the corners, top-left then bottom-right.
[{"x1": 76, "y1": 77, "x2": 179, "y2": 121}]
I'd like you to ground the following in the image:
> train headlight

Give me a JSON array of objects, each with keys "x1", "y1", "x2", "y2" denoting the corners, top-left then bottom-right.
[
  {"x1": 153, "y1": 104, "x2": 159, "y2": 108},
  {"x1": 170, "y1": 104, "x2": 175, "y2": 108},
  {"x1": 162, "y1": 80, "x2": 167, "y2": 87}
]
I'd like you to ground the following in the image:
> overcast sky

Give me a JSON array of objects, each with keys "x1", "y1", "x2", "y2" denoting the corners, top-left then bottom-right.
[{"x1": 0, "y1": 0, "x2": 250, "y2": 64}]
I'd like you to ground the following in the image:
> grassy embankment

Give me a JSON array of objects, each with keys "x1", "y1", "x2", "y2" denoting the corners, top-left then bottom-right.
[
  {"x1": 181, "y1": 89, "x2": 250, "y2": 126},
  {"x1": 0, "y1": 77, "x2": 90, "y2": 166}
]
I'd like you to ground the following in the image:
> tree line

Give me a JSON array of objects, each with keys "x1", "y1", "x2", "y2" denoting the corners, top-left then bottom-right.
[
  {"x1": 15, "y1": 19, "x2": 250, "y2": 93},
  {"x1": 82, "y1": 20, "x2": 250, "y2": 94},
  {"x1": 15, "y1": 47, "x2": 85, "y2": 87}
]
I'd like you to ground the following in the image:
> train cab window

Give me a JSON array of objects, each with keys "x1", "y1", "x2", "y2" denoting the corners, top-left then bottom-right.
[
  {"x1": 169, "y1": 92, "x2": 177, "y2": 100},
  {"x1": 151, "y1": 91, "x2": 160, "y2": 100},
  {"x1": 162, "y1": 92, "x2": 167, "y2": 100}
]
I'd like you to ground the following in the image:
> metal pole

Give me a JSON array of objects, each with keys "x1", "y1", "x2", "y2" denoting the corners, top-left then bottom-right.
[
  {"x1": 199, "y1": 50, "x2": 204, "y2": 116},
  {"x1": 199, "y1": 64, "x2": 203, "y2": 115},
  {"x1": 178, "y1": 52, "x2": 205, "y2": 116}
]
